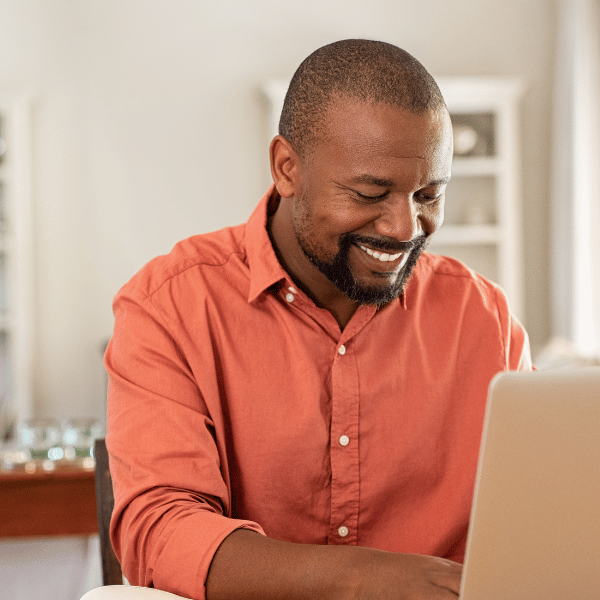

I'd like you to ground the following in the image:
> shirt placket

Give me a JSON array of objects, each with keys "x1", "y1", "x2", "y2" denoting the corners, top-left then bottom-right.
[{"x1": 328, "y1": 339, "x2": 360, "y2": 544}]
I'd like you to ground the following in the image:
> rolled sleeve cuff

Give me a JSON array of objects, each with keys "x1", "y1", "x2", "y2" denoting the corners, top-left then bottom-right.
[{"x1": 152, "y1": 513, "x2": 265, "y2": 600}]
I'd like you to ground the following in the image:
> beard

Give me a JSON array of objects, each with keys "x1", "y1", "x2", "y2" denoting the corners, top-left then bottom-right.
[{"x1": 298, "y1": 230, "x2": 428, "y2": 306}]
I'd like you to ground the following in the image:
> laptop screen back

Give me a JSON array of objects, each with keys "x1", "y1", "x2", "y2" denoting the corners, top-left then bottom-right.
[{"x1": 460, "y1": 368, "x2": 600, "y2": 600}]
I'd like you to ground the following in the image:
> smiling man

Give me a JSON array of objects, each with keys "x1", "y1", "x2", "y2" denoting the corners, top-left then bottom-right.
[
  {"x1": 104, "y1": 40, "x2": 532, "y2": 600},
  {"x1": 269, "y1": 94, "x2": 452, "y2": 327}
]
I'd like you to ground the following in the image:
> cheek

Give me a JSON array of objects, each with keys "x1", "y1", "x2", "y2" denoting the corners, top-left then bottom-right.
[
  {"x1": 297, "y1": 196, "x2": 365, "y2": 240},
  {"x1": 329, "y1": 203, "x2": 372, "y2": 232},
  {"x1": 422, "y1": 199, "x2": 445, "y2": 232},
  {"x1": 433, "y1": 200, "x2": 445, "y2": 228},
  {"x1": 291, "y1": 200, "x2": 312, "y2": 234},
  {"x1": 290, "y1": 196, "x2": 336, "y2": 257},
  {"x1": 319, "y1": 194, "x2": 380, "y2": 235}
]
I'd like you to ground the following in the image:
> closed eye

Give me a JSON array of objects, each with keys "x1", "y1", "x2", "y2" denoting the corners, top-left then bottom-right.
[
  {"x1": 415, "y1": 191, "x2": 443, "y2": 204},
  {"x1": 354, "y1": 190, "x2": 389, "y2": 201}
]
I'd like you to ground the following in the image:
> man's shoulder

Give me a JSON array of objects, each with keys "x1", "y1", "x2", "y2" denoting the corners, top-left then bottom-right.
[
  {"x1": 121, "y1": 222, "x2": 247, "y2": 300},
  {"x1": 414, "y1": 252, "x2": 504, "y2": 298}
]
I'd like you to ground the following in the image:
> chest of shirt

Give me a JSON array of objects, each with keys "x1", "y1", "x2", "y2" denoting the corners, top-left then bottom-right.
[{"x1": 149, "y1": 264, "x2": 504, "y2": 472}]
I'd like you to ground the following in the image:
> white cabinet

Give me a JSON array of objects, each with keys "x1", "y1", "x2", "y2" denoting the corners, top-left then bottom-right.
[
  {"x1": 0, "y1": 94, "x2": 34, "y2": 434},
  {"x1": 431, "y1": 78, "x2": 524, "y2": 320},
  {"x1": 263, "y1": 77, "x2": 524, "y2": 319}
]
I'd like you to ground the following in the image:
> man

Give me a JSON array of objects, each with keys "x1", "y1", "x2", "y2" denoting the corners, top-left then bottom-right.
[{"x1": 105, "y1": 39, "x2": 532, "y2": 600}]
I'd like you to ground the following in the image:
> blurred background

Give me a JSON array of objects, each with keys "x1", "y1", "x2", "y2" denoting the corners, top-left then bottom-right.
[{"x1": 0, "y1": 0, "x2": 598, "y2": 598}]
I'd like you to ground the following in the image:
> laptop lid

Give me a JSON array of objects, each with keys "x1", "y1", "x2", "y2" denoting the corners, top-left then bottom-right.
[{"x1": 459, "y1": 367, "x2": 600, "y2": 600}]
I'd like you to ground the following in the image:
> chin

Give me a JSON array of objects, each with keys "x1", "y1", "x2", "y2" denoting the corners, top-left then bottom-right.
[{"x1": 339, "y1": 277, "x2": 403, "y2": 306}]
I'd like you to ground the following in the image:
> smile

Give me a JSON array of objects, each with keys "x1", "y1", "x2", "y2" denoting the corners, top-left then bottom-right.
[{"x1": 358, "y1": 244, "x2": 408, "y2": 264}]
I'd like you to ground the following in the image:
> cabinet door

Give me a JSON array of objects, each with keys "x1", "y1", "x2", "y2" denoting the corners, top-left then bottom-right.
[
  {"x1": 0, "y1": 95, "x2": 34, "y2": 432},
  {"x1": 433, "y1": 79, "x2": 524, "y2": 320}
]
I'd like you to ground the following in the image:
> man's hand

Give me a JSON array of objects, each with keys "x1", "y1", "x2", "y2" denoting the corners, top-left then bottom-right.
[
  {"x1": 206, "y1": 529, "x2": 462, "y2": 600},
  {"x1": 346, "y1": 551, "x2": 461, "y2": 599}
]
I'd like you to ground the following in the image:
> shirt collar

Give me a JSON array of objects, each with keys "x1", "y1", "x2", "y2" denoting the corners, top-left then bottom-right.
[
  {"x1": 246, "y1": 185, "x2": 290, "y2": 303},
  {"x1": 245, "y1": 185, "x2": 411, "y2": 310}
]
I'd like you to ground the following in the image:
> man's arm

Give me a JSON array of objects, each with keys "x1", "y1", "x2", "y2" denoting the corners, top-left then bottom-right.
[
  {"x1": 205, "y1": 287, "x2": 533, "y2": 600},
  {"x1": 107, "y1": 276, "x2": 465, "y2": 600},
  {"x1": 206, "y1": 529, "x2": 461, "y2": 600},
  {"x1": 106, "y1": 286, "x2": 265, "y2": 599}
]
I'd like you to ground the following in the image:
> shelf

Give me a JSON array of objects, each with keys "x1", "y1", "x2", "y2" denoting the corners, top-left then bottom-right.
[
  {"x1": 0, "y1": 463, "x2": 97, "y2": 537},
  {"x1": 431, "y1": 224, "x2": 500, "y2": 245}
]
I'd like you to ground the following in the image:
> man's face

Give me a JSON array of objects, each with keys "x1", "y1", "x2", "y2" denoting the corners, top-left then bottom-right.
[{"x1": 288, "y1": 98, "x2": 453, "y2": 305}]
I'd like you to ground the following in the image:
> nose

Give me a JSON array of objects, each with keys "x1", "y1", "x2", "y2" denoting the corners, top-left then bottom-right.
[{"x1": 374, "y1": 195, "x2": 425, "y2": 242}]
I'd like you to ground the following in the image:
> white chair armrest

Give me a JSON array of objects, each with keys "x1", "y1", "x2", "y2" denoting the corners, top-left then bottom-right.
[{"x1": 81, "y1": 586, "x2": 192, "y2": 600}]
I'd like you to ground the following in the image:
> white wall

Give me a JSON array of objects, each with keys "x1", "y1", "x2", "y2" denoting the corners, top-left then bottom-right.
[
  {"x1": 0, "y1": 0, "x2": 556, "y2": 421},
  {"x1": 0, "y1": 535, "x2": 100, "y2": 599}
]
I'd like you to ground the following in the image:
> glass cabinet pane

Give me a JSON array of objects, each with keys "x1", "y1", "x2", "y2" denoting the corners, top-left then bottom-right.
[
  {"x1": 0, "y1": 329, "x2": 12, "y2": 441},
  {"x1": 0, "y1": 180, "x2": 6, "y2": 234},
  {"x1": 0, "y1": 113, "x2": 6, "y2": 164},
  {"x1": 444, "y1": 176, "x2": 496, "y2": 226},
  {"x1": 0, "y1": 252, "x2": 6, "y2": 314},
  {"x1": 450, "y1": 112, "x2": 496, "y2": 157}
]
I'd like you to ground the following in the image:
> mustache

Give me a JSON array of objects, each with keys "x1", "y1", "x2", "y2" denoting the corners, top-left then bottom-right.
[{"x1": 345, "y1": 232, "x2": 428, "y2": 253}]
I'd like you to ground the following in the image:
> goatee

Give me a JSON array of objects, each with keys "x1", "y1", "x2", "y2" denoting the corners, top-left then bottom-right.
[{"x1": 300, "y1": 232, "x2": 428, "y2": 306}]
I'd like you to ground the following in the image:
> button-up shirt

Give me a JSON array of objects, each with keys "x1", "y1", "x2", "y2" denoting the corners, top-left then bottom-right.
[{"x1": 105, "y1": 186, "x2": 532, "y2": 600}]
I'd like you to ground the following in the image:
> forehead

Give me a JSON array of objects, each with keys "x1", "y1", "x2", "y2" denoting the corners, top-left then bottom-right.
[{"x1": 311, "y1": 97, "x2": 452, "y2": 174}]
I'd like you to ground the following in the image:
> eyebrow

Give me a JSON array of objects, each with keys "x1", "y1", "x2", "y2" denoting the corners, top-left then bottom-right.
[
  {"x1": 350, "y1": 174, "x2": 395, "y2": 187},
  {"x1": 350, "y1": 174, "x2": 452, "y2": 187},
  {"x1": 427, "y1": 176, "x2": 452, "y2": 186}
]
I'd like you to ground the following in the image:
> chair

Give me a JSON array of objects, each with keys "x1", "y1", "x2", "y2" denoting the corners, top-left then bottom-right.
[
  {"x1": 89, "y1": 439, "x2": 190, "y2": 599},
  {"x1": 94, "y1": 438, "x2": 123, "y2": 586}
]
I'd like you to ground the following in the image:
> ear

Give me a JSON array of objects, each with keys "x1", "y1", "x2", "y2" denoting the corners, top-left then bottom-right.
[{"x1": 269, "y1": 135, "x2": 300, "y2": 198}]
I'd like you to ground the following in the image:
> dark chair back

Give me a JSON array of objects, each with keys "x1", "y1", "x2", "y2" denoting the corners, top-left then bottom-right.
[{"x1": 94, "y1": 438, "x2": 123, "y2": 585}]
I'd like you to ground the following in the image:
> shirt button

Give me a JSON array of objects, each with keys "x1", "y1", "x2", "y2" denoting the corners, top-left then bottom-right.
[
  {"x1": 339, "y1": 435, "x2": 350, "y2": 447},
  {"x1": 285, "y1": 293, "x2": 295, "y2": 303},
  {"x1": 288, "y1": 286, "x2": 297, "y2": 294},
  {"x1": 338, "y1": 344, "x2": 346, "y2": 355},
  {"x1": 338, "y1": 526, "x2": 349, "y2": 538}
]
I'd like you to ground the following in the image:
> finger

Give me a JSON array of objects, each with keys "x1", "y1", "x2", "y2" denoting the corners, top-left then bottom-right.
[
  {"x1": 430, "y1": 556, "x2": 463, "y2": 571},
  {"x1": 430, "y1": 571, "x2": 462, "y2": 595}
]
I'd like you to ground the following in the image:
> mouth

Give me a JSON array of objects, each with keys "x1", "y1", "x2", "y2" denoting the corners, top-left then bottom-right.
[{"x1": 357, "y1": 244, "x2": 411, "y2": 268}]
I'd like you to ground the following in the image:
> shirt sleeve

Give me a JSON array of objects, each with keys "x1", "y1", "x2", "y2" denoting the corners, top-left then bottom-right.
[
  {"x1": 494, "y1": 286, "x2": 533, "y2": 372},
  {"x1": 105, "y1": 285, "x2": 265, "y2": 600}
]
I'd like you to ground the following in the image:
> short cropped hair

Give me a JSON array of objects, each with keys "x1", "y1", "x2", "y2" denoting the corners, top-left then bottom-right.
[{"x1": 279, "y1": 39, "x2": 446, "y2": 157}]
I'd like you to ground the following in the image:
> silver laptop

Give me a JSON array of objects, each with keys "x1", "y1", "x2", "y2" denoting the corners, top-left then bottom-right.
[{"x1": 460, "y1": 367, "x2": 600, "y2": 600}]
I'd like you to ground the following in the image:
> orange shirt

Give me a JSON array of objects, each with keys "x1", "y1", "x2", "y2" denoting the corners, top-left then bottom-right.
[{"x1": 106, "y1": 186, "x2": 532, "y2": 600}]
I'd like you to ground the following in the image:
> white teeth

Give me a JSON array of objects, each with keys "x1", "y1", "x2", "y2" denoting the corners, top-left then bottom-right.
[{"x1": 359, "y1": 245, "x2": 404, "y2": 263}]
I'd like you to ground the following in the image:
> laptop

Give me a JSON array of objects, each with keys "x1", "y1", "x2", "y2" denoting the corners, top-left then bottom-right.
[{"x1": 459, "y1": 367, "x2": 600, "y2": 600}]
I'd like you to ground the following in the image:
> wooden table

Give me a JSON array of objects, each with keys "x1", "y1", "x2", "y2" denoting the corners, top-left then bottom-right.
[{"x1": 0, "y1": 463, "x2": 98, "y2": 537}]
